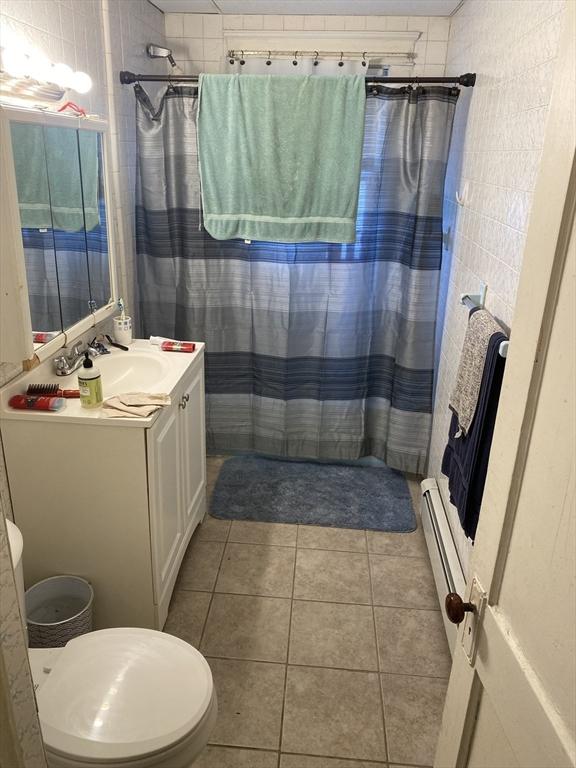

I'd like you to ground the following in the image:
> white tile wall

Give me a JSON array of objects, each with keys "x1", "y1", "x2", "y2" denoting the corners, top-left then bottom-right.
[
  {"x1": 0, "y1": 1, "x2": 166, "y2": 761},
  {"x1": 428, "y1": 0, "x2": 567, "y2": 574},
  {"x1": 163, "y1": 12, "x2": 450, "y2": 75}
]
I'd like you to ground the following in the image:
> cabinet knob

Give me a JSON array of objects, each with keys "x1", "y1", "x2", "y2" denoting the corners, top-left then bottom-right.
[
  {"x1": 445, "y1": 592, "x2": 475, "y2": 624},
  {"x1": 179, "y1": 395, "x2": 188, "y2": 409}
]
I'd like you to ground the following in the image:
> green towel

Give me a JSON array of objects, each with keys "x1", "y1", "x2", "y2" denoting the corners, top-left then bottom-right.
[
  {"x1": 10, "y1": 123, "x2": 100, "y2": 232},
  {"x1": 198, "y1": 74, "x2": 366, "y2": 243}
]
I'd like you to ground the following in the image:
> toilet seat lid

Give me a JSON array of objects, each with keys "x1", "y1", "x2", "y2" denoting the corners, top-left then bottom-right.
[{"x1": 37, "y1": 628, "x2": 214, "y2": 763}]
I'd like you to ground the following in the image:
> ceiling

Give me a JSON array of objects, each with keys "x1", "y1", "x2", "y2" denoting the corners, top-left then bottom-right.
[{"x1": 153, "y1": 1, "x2": 461, "y2": 16}]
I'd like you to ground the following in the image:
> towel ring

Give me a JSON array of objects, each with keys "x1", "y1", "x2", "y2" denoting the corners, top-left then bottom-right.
[
  {"x1": 361, "y1": 52, "x2": 367, "y2": 67},
  {"x1": 292, "y1": 51, "x2": 298, "y2": 66},
  {"x1": 338, "y1": 51, "x2": 344, "y2": 67},
  {"x1": 266, "y1": 51, "x2": 272, "y2": 66},
  {"x1": 239, "y1": 50, "x2": 245, "y2": 65},
  {"x1": 313, "y1": 51, "x2": 319, "y2": 66}
]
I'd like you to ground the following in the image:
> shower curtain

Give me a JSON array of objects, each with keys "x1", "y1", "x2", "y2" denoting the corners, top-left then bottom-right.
[{"x1": 135, "y1": 82, "x2": 458, "y2": 474}]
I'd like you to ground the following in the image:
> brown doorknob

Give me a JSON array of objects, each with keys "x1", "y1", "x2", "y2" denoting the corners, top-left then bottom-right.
[{"x1": 445, "y1": 593, "x2": 475, "y2": 624}]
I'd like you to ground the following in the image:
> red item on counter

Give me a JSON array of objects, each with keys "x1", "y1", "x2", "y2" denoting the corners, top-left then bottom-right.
[
  {"x1": 9, "y1": 395, "x2": 66, "y2": 411},
  {"x1": 160, "y1": 341, "x2": 196, "y2": 353}
]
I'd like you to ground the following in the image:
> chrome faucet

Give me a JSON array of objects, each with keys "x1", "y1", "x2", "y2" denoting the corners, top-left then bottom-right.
[{"x1": 53, "y1": 340, "x2": 106, "y2": 376}]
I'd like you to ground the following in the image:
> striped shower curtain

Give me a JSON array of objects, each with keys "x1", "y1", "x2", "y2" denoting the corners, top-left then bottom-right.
[{"x1": 135, "y1": 83, "x2": 458, "y2": 474}]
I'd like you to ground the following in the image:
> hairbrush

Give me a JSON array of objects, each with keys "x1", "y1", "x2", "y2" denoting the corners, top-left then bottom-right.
[{"x1": 26, "y1": 384, "x2": 80, "y2": 398}]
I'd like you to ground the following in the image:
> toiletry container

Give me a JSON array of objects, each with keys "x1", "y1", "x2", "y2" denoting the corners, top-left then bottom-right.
[
  {"x1": 78, "y1": 352, "x2": 103, "y2": 409},
  {"x1": 6, "y1": 520, "x2": 217, "y2": 768}
]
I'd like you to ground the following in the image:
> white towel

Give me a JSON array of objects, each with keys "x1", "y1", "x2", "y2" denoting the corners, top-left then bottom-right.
[
  {"x1": 102, "y1": 393, "x2": 171, "y2": 419},
  {"x1": 449, "y1": 309, "x2": 505, "y2": 437}
]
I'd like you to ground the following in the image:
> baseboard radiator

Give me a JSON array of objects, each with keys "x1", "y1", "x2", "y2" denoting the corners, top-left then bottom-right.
[{"x1": 420, "y1": 478, "x2": 466, "y2": 654}]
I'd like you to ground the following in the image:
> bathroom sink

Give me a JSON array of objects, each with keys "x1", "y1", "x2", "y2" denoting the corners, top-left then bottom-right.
[
  {"x1": 0, "y1": 339, "x2": 203, "y2": 426},
  {"x1": 95, "y1": 350, "x2": 171, "y2": 396}
]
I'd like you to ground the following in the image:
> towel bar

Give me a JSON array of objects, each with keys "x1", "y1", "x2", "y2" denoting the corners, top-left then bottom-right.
[{"x1": 460, "y1": 294, "x2": 509, "y2": 358}]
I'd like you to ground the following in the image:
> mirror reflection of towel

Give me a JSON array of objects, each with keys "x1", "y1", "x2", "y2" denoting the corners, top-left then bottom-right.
[{"x1": 10, "y1": 123, "x2": 100, "y2": 232}]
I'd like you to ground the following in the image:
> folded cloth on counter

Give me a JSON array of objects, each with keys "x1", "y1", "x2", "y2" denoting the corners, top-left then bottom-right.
[
  {"x1": 102, "y1": 393, "x2": 171, "y2": 418},
  {"x1": 442, "y1": 329, "x2": 507, "y2": 541},
  {"x1": 197, "y1": 73, "x2": 366, "y2": 243},
  {"x1": 449, "y1": 308, "x2": 506, "y2": 436}
]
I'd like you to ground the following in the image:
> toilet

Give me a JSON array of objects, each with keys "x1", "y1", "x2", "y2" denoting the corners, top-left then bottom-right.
[{"x1": 6, "y1": 519, "x2": 217, "y2": 767}]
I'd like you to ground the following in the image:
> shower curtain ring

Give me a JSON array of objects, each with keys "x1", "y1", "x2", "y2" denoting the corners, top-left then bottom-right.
[
  {"x1": 293, "y1": 51, "x2": 298, "y2": 66},
  {"x1": 313, "y1": 51, "x2": 319, "y2": 66},
  {"x1": 239, "y1": 51, "x2": 245, "y2": 65},
  {"x1": 266, "y1": 51, "x2": 272, "y2": 66},
  {"x1": 361, "y1": 52, "x2": 367, "y2": 67},
  {"x1": 338, "y1": 51, "x2": 344, "y2": 67}
]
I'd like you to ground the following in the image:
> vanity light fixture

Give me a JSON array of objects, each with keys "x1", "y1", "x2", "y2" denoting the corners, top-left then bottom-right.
[{"x1": 0, "y1": 46, "x2": 93, "y2": 100}]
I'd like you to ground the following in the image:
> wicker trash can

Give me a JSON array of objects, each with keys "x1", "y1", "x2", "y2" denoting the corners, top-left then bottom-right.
[{"x1": 25, "y1": 575, "x2": 94, "y2": 648}]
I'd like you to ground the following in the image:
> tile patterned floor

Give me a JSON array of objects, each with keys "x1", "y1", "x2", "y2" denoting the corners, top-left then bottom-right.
[{"x1": 164, "y1": 458, "x2": 451, "y2": 768}]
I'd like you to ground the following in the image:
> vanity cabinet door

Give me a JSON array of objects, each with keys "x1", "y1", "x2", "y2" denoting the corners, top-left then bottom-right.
[
  {"x1": 180, "y1": 365, "x2": 206, "y2": 535},
  {"x1": 148, "y1": 404, "x2": 183, "y2": 611}
]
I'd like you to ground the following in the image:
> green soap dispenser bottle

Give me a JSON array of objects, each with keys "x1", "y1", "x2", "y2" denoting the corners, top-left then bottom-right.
[{"x1": 78, "y1": 352, "x2": 103, "y2": 408}]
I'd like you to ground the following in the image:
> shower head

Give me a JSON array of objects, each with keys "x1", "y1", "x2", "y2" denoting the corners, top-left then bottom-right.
[{"x1": 147, "y1": 43, "x2": 177, "y2": 68}]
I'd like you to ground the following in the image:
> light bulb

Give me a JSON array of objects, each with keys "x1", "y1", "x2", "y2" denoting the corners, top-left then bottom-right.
[
  {"x1": 28, "y1": 52, "x2": 51, "y2": 82},
  {"x1": 1, "y1": 47, "x2": 30, "y2": 79},
  {"x1": 50, "y1": 62, "x2": 74, "y2": 89},
  {"x1": 71, "y1": 70, "x2": 92, "y2": 94}
]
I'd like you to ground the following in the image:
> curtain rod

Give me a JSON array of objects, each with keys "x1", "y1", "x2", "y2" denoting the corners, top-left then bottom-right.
[{"x1": 119, "y1": 71, "x2": 476, "y2": 87}]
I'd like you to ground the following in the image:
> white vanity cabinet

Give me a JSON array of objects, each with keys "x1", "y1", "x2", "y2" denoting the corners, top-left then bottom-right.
[
  {"x1": 0, "y1": 343, "x2": 206, "y2": 630},
  {"x1": 148, "y1": 362, "x2": 206, "y2": 625}
]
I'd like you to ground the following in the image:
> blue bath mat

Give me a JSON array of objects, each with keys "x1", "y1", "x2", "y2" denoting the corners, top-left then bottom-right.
[{"x1": 210, "y1": 455, "x2": 416, "y2": 532}]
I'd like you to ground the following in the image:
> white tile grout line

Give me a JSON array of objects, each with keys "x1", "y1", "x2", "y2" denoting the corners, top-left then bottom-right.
[
  {"x1": 276, "y1": 523, "x2": 298, "y2": 768},
  {"x1": 365, "y1": 527, "x2": 390, "y2": 766},
  {"x1": 178, "y1": 586, "x2": 442, "y2": 613}
]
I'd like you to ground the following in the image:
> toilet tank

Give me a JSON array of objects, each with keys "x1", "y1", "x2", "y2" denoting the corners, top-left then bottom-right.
[{"x1": 6, "y1": 518, "x2": 26, "y2": 625}]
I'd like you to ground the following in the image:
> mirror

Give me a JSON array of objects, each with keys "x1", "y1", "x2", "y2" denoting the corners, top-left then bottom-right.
[{"x1": 9, "y1": 121, "x2": 111, "y2": 348}]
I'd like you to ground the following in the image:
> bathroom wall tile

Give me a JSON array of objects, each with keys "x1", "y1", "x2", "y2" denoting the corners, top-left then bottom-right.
[
  {"x1": 282, "y1": 666, "x2": 386, "y2": 761},
  {"x1": 381, "y1": 674, "x2": 448, "y2": 766},
  {"x1": 243, "y1": 14, "x2": 264, "y2": 30},
  {"x1": 407, "y1": 16, "x2": 429, "y2": 33},
  {"x1": 202, "y1": 593, "x2": 290, "y2": 662},
  {"x1": 196, "y1": 746, "x2": 278, "y2": 768},
  {"x1": 223, "y1": 14, "x2": 242, "y2": 30},
  {"x1": 282, "y1": 15, "x2": 304, "y2": 31},
  {"x1": 208, "y1": 658, "x2": 285, "y2": 750},
  {"x1": 263, "y1": 14, "x2": 283, "y2": 31},
  {"x1": 289, "y1": 600, "x2": 378, "y2": 671},
  {"x1": 374, "y1": 606, "x2": 451, "y2": 677},
  {"x1": 216, "y1": 542, "x2": 296, "y2": 598},
  {"x1": 370, "y1": 555, "x2": 438, "y2": 609},
  {"x1": 203, "y1": 13, "x2": 222, "y2": 38},
  {"x1": 164, "y1": 590, "x2": 211, "y2": 646},
  {"x1": 303, "y1": 15, "x2": 325, "y2": 31},
  {"x1": 296, "y1": 525, "x2": 366, "y2": 552},
  {"x1": 165, "y1": 13, "x2": 183, "y2": 37},
  {"x1": 425, "y1": 40, "x2": 448, "y2": 64},
  {"x1": 344, "y1": 16, "x2": 366, "y2": 31},
  {"x1": 228, "y1": 520, "x2": 297, "y2": 547},
  {"x1": 294, "y1": 549, "x2": 371, "y2": 604},
  {"x1": 428, "y1": 17, "x2": 450, "y2": 40},
  {"x1": 323, "y1": 15, "x2": 347, "y2": 31},
  {"x1": 183, "y1": 13, "x2": 203, "y2": 37}
]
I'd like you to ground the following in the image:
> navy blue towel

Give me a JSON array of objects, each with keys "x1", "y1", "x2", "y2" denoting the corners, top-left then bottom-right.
[{"x1": 441, "y1": 331, "x2": 507, "y2": 540}]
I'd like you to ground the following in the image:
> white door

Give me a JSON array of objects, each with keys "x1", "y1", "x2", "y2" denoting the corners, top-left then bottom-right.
[
  {"x1": 435, "y1": 9, "x2": 576, "y2": 766},
  {"x1": 148, "y1": 405, "x2": 183, "y2": 608},
  {"x1": 181, "y1": 366, "x2": 207, "y2": 533}
]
